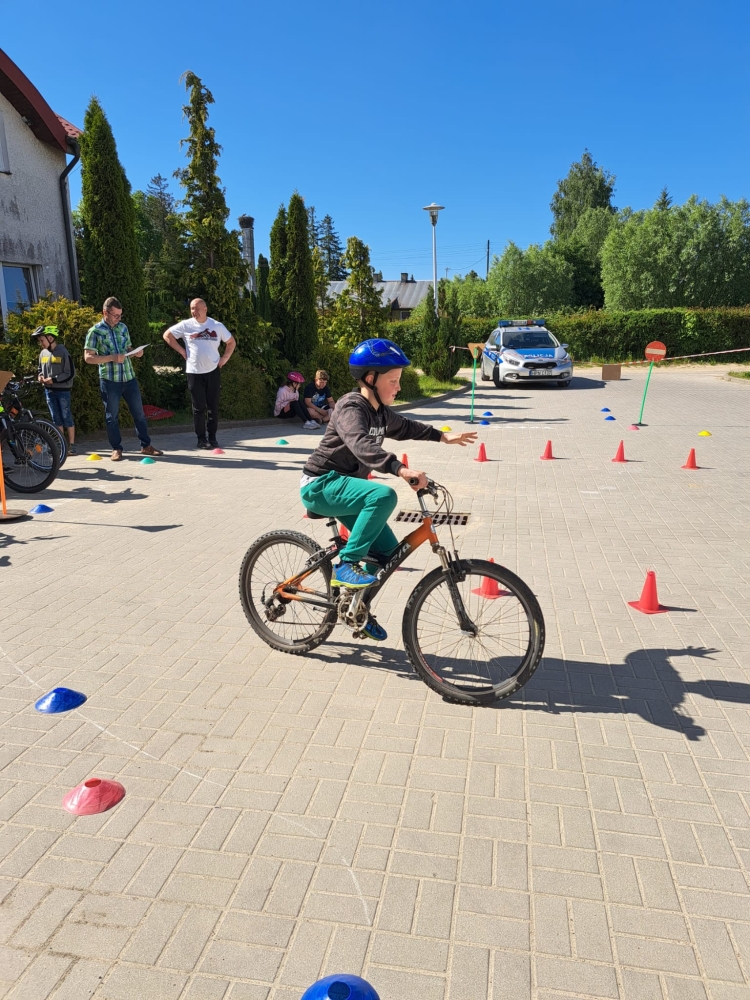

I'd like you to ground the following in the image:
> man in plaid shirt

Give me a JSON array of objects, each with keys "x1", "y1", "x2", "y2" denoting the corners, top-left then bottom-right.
[{"x1": 84, "y1": 296, "x2": 163, "y2": 462}]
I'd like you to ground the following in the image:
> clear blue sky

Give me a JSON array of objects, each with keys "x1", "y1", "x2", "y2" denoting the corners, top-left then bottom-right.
[{"x1": 7, "y1": 0, "x2": 750, "y2": 279}]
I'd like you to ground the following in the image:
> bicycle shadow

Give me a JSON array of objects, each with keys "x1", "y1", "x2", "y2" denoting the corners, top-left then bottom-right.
[
  {"x1": 304, "y1": 643, "x2": 741, "y2": 741},
  {"x1": 508, "y1": 646, "x2": 738, "y2": 741},
  {"x1": 0, "y1": 531, "x2": 69, "y2": 568}
]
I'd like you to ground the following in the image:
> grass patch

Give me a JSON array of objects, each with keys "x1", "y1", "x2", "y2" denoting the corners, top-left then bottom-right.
[
  {"x1": 397, "y1": 375, "x2": 468, "y2": 403},
  {"x1": 727, "y1": 370, "x2": 750, "y2": 379}
]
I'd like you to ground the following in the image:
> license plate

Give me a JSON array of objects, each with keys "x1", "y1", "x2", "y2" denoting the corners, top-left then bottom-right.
[{"x1": 530, "y1": 370, "x2": 550, "y2": 376}]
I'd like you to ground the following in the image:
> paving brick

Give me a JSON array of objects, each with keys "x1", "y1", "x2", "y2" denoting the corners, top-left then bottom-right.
[
  {"x1": 5, "y1": 954, "x2": 70, "y2": 999},
  {"x1": 571, "y1": 900, "x2": 613, "y2": 962},
  {"x1": 371, "y1": 932, "x2": 448, "y2": 972},
  {"x1": 98, "y1": 965, "x2": 188, "y2": 999},
  {"x1": 492, "y1": 950, "x2": 531, "y2": 1000},
  {"x1": 533, "y1": 894, "x2": 571, "y2": 955},
  {"x1": 535, "y1": 956, "x2": 618, "y2": 998},
  {"x1": 159, "y1": 906, "x2": 221, "y2": 970},
  {"x1": 449, "y1": 944, "x2": 490, "y2": 1000},
  {"x1": 122, "y1": 901, "x2": 185, "y2": 964},
  {"x1": 376, "y1": 876, "x2": 418, "y2": 933}
]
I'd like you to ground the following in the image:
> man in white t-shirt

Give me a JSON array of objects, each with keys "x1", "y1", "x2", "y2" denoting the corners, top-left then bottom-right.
[{"x1": 163, "y1": 298, "x2": 236, "y2": 448}]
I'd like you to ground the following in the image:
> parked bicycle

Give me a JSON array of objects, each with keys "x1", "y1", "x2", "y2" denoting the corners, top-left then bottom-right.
[
  {"x1": 0, "y1": 391, "x2": 60, "y2": 494},
  {"x1": 1, "y1": 375, "x2": 66, "y2": 465},
  {"x1": 239, "y1": 479, "x2": 545, "y2": 706}
]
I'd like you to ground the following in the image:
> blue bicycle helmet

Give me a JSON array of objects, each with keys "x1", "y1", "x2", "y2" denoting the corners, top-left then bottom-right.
[{"x1": 349, "y1": 338, "x2": 411, "y2": 381}]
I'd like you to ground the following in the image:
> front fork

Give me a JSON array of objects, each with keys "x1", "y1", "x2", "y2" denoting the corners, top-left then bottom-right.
[{"x1": 435, "y1": 544, "x2": 478, "y2": 636}]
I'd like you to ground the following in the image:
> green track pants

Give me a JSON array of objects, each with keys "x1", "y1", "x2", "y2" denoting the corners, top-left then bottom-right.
[{"x1": 301, "y1": 470, "x2": 399, "y2": 564}]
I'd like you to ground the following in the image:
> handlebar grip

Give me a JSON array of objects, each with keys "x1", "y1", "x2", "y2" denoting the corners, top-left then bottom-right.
[{"x1": 408, "y1": 477, "x2": 420, "y2": 486}]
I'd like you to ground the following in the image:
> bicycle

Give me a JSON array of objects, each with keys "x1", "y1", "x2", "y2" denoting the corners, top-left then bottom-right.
[
  {"x1": 1, "y1": 375, "x2": 67, "y2": 465},
  {"x1": 0, "y1": 402, "x2": 60, "y2": 494},
  {"x1": 239, "y1": 479, "x2": 545, "y2": 706}
]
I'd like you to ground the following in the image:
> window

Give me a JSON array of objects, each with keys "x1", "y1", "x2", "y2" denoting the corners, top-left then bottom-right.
[
  {"x1": 0, "y1": 112, "x2": 9, "y2": 173},
  {"x1": 0, "y1": 263, "x2": 39, "y2": 327}
]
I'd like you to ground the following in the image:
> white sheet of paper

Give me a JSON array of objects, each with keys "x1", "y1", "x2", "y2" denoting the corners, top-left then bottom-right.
[{"x1": 124, "y1": 345, "x2": 150, "y2": 357}]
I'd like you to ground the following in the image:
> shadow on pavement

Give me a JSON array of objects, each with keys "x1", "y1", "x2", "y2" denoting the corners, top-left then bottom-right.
[
  {"x1": 305, "y1": 643, "x2": 741, "y2": 742},
  {"x1": 509, "y1": 645, "x2": 734, "y2": 741},
  {"x1": 0, "y1": 532, "x2": 69, "y2": 568}
]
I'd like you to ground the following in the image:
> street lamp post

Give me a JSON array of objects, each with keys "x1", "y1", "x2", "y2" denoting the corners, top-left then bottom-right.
[{"x1": 422, "y1": 203, "x2": 444, "y2": 316}]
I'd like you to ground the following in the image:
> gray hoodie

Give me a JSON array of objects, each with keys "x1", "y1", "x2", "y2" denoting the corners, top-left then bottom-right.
[
  {"x1": 303, "y1": 391, "x2": 441, "y2": 479},
  {"x1": 38, "y1": 342, "x2": 75, "y2": 391}
]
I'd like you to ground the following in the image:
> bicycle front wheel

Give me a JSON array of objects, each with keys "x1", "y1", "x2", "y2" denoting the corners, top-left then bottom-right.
[
  {"x1": 403, "y1": 559, "x2": 545, "y2": 705},
  {"x1": 1, "y1": 422, "x2": 60, "y2": 493},
  {"x1": 239, "y1": 530, "x2": 336, "y2": 654}
]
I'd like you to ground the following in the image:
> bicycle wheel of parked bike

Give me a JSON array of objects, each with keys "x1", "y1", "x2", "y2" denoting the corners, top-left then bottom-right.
[
  {"x1": 239, "y1": 530, "x2": 336, "y2": 654},
  {"x1": 402, "y1": 559, "x2": 545, "y2": 706},
  {"x1": 1, "y1": 422, "x2": 60, "y2": 493},
  {"x1": 33, "y1": 419, "x2": 66, "y2": 466}
]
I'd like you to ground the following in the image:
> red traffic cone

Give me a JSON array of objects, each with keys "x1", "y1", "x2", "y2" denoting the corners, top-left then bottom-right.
[
  {"x1": 338, "y1": 523, "x2": 350, "y2": 542},
  {"x1": 474, "y1": 443, "x2": 489, "y2": 463},
  {"x1": 540, "y1": 440, "x2": 554, "y2": 461},
  {"x1": 682, "y1": 448, "x2": 699, "y2": 470},
  {"x1": 471, "y1": 559, "x2": 511, "y2": 599},
  {"x1": 612, "y1": 440, "x2": 627, "y2": 463},
  {"x1": 401, "y1": 454, "x2": 409, "y2": 468},
  {"x1": 627, "y1": 570, "x2": 668, "y2": 614}
]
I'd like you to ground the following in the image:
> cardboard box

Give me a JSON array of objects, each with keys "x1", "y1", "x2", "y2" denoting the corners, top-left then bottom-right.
[{"x1": 601, "y1": 364, "x2": 621, "y2": 381}]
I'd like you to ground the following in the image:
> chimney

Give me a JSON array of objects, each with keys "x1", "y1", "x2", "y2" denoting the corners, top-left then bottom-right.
[
  {"x1": 238, "y1": 215, "x2": 257, "y2": 294},
  {"x1": 400, "y1": 272, "x2": 409, "y2": 282}
]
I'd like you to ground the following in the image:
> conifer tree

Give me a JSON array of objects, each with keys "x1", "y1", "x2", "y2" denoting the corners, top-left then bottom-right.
[
  {"x1": 282, "y1": 193, "x2": 318, "y2": 362},
  {"x1": 256, "y1": 254, "x2": 272, "y2": 321},
  {"x1": 320, "y1": 215, "x2": 348, "y2": 279},
  {"x1": 268, "y1": 204, "x2": 289, "y2": 333},
  {"x1": 175, "y1": 72, "x2": 247, "y2": 328},
  {"x1": 326, "y1": 237, "x2": 388, "y2": 349},
  {"x1": 307, "y1": 206, "x2": 322, "y2": 250},
  {"x1": 79, "y1": 97, "x2": 148, "y2": 337}
]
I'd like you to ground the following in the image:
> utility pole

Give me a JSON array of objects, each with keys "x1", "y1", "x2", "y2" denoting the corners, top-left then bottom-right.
[{"x1": 486, "y1": 239, "x2": 490, "y2": 279}]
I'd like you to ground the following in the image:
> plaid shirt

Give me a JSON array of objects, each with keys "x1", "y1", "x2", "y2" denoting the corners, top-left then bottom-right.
[{"x1": 84, "y1": 320, "x2": 135, "y2": 382}]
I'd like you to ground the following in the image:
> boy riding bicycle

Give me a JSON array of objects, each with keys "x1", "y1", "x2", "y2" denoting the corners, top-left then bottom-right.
[{"x1": 300, "y1": 338, "x2": 476, "y2": 641}]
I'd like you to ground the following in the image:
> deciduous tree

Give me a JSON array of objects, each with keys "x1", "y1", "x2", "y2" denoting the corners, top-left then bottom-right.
[
  {"x1": 324, "y1": 237, "x2": 389, "y2": 349},
  {"x1": 550, "y1": 149, "x2": 616, "y2": 241}
]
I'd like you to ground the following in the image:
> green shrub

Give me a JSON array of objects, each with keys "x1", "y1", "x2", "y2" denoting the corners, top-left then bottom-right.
[
  {"x1": 398, "y1": 367, "x2": 420, "y2": 400},
  {"x1": 219, "y1": 355, "x2": 272, "y2": 419}
]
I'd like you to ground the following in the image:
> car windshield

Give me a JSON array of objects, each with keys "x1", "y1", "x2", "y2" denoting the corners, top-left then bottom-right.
[{"x1": 502, "y1": 330, "x2": 558, "y2": 350}]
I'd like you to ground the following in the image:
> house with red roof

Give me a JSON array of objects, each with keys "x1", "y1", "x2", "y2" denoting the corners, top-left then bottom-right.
[{"x1": 0, "y1": 48, "x2": 81, "y2": 327}]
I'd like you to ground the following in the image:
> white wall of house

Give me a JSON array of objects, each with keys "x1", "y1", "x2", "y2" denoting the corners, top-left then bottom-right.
[{"x1": 0, "y1": 91, "x2": 73, "y2": 319}]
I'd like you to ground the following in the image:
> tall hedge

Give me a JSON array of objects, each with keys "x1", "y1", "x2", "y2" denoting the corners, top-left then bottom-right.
[{"x1": 389, "y1": 308, "x2": 750, "y2": 365}]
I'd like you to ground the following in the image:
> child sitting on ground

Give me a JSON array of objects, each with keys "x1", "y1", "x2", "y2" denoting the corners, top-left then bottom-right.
[{"x1": 274, "y1": 372, "x2": 319, "y2": 429}]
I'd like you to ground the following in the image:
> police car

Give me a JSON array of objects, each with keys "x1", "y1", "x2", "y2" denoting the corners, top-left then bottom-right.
[{"x1": 480, "y1": 319, "x2": 573, "y2": 388}]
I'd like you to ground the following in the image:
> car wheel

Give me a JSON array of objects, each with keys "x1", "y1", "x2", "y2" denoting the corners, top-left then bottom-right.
[
  {"x1": 480, "y1": 366, "x2": 490, "y2": 381},
  {"x1": 492, "y1": 366, "x2": 502, "y2": 388}
]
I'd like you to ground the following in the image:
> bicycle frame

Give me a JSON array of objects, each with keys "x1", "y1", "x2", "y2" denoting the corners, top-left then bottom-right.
[{"x1": 274, "y1": 489, "x2": 443, "y2": 611}]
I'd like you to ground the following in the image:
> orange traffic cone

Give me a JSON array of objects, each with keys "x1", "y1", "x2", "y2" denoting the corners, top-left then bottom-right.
[
  {"x1": 612, "y1": 440, "x2": 627, "y2": 463},
  {"x1": 682, "y1": 448, "x2": 699, "y2": 470},
  {"x1": 627, "y1": 570, "x2": 668, "y2": 614},
  {"x1": 474, "y1": 443, "x2": 489, "y2": 463},
  {"x1": 540, "y1": 440, "x2": 554, "y2": 461},
  {"x1": 338, "y1": 523, "x2": 350, "y2": 542},
  {"x1": 471, "y1": 559, "x2": 511, "y2": 599},
  {"x1": 401, "y1": 454, "x2": 409, "y2": 468}
]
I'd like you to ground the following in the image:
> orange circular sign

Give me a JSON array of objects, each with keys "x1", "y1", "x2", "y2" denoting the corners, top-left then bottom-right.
[{"x1": 645, "y1": 341, "x2": 667, "y2": 360}]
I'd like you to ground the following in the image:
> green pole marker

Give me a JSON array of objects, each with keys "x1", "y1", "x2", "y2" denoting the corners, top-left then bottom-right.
[
  {"x1": 469, "y1": 353, "x2": 477, "y2": 423},
  {"x1": 637, "y1": 361, "x2": 654, "y2": 425}
]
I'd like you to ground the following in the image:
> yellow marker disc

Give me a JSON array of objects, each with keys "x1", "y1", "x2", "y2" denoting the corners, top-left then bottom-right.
[
  {"x1": 698, "y1": 430, "x2": 712, "y2": 437},
  {"x1": 87, "y1": 453, "x2": 102, "y2": 461},
  {"x1": 441, "y1": 426, "x2": 452, "y2": 432}
]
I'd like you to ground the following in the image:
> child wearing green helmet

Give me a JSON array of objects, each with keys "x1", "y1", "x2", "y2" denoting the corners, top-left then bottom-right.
[{"x1": 31, "y1": 326, "x2": 77, "y2": 455}]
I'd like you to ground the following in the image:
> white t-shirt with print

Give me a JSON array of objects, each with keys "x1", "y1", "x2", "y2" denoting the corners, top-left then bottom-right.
[{"x1": 169, "y1": 317, "x2": 232, "y2": 374}]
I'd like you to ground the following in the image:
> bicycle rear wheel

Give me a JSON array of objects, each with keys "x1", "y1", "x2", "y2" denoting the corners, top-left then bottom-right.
[
  {"x1": 239, "y1": 530, "x2": 336, "y2": 654},
  {"x1": 34, "y1": 419, "x2": 66, "y2": 466},
  {"x1": 402, "y1": 558, "x2": 545, "y2": 705},
  {"x1": 1, "y1": 422, "x2": 59, "y2": 493}
]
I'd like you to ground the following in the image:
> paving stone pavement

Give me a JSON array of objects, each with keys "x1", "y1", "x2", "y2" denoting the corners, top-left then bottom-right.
[{"x1": 0, "y1": 366, "x2": 749, "y2": 999}]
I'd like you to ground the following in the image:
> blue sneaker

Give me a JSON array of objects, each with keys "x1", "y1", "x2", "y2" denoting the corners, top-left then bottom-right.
[
  {"x1": 363, "y1": 618, "x2": 387, "y2": 642},
  {"x1": 332, "y1": 562, "x2": 378, "y2": 589}
]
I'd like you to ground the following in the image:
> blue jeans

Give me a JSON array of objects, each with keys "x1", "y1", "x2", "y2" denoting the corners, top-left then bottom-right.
[
  {"x1": 44, "y1": 389, "x2": 74, "y2": 428},
  {"x1": 99, "y1": 378, "x2": 151, "y2": 451}
]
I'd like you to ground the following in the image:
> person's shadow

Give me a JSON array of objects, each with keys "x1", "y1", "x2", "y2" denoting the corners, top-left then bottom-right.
[{"x1": 513, "y1": 645, "x2": 738, "y2": 741}]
